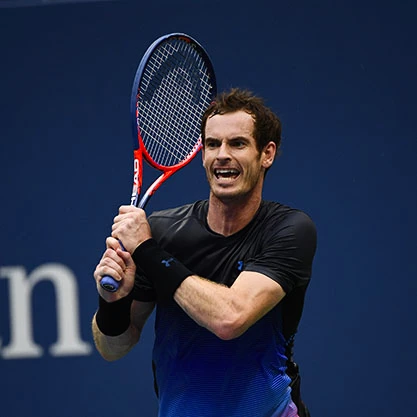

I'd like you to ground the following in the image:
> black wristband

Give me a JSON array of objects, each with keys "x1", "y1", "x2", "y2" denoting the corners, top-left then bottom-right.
[
  {"x1": 95, "y1": 293, "x2": 133, "y2": 336},
  {"x1": 132, "y1": 238, "x2": 193, "y2": 302}
]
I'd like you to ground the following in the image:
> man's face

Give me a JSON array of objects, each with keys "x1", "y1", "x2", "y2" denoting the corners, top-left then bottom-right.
[{"x1": 202, "y1": 110, "x2": 274, "y2": 203}]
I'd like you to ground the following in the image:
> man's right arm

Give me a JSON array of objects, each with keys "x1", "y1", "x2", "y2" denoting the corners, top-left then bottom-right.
[{"x1": 92, "y1": 236, "x2": 155, "y2": 361}]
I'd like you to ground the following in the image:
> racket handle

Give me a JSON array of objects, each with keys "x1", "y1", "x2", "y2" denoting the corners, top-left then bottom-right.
[
  {"x1": 99, "y1": 240, "x2": 126, "y2": 292},
  {"x1": 100, "y1": 276, "x2": 120, "y2": 292}
]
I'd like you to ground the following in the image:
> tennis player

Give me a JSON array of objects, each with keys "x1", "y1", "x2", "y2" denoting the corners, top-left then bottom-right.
[{"x1": 92, "y1": 88, "x2": 317, "y2": 417}]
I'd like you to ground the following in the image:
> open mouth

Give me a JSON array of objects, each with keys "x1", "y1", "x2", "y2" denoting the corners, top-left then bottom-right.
[{"x1": 214, "y1": 168, "x2": 240, "y2": 180}]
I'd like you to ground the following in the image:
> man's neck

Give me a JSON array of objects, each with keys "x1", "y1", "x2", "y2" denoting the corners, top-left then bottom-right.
[{"x1": 206, "y1": 193, "x2": 262, "y2": 236}]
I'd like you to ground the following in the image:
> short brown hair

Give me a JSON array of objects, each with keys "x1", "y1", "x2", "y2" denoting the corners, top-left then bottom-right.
[{"x1": 201, "y1": 88, "x2": 282, "y2": 154}]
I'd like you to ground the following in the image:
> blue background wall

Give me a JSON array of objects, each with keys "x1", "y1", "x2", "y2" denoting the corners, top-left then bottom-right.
[{"x1": 1, "y1": 1, "x2": 416, "y2": 416}]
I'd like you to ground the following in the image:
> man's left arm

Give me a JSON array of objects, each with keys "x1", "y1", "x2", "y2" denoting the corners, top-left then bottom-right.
[{"x1": 173, "y1": 271, "x2": 286, "y2": 340}]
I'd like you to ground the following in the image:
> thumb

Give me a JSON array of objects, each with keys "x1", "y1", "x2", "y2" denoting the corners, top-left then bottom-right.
[
  {"x1": 106, "y1": 236, "x2": 121, "y2": 250},
  {"x1": 117, "y1": 248, "x2": 135, "y2": 271}
]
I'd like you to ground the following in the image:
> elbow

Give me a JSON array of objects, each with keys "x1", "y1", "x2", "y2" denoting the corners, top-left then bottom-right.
[
  {"x1": 93, "y1": 341, "x2": 122, "y2": 361},
  {"x1": 96, "y1": 347, "x2": 120, "y2": 362},
  {"x1": 99, "y1": 351, "x2": 121, "y2": 362},
  {"x1": 211, "y1": 314, "x2": 247, "y2": 341},
  {"x1": 94, "y1": 341, "x2": 132, "y2": 361}
]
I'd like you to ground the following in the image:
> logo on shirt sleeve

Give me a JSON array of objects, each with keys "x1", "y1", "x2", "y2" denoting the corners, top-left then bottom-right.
[{"x1": 161, "y1": 257, "x2": 175, "y2": 267}]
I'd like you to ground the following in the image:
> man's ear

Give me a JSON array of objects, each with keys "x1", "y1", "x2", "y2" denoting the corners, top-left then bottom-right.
[{"x1": 262, "y1": 141, "x2": 277, "y2": 169}]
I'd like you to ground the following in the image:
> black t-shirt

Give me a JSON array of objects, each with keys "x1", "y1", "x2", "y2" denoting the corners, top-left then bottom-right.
[
  {"x1": 132, "y1": 199, "x2": 317, "y2": 417},
  {"x1": 133, "y1": 199, "x2": 316, "y2": 342}
]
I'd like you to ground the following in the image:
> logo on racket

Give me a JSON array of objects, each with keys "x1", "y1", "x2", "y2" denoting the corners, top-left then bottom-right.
[{"x1": 131, "y1": 158, "x2": 140, "y2": 205}]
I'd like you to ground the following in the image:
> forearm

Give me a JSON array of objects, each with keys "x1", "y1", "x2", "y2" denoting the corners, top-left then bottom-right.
[
  {"x1": 131, "y1": 240, "x2": 284, "y2": 340},
  {"x1": 173, "y1": 275, "x2": 245, "y2": 340},
  {"x1": 174, "y1": 273, "x2": 284, "y2": 340},
  {"x1": 131, "y1": 241, "x2": 240, "y2": 337}
]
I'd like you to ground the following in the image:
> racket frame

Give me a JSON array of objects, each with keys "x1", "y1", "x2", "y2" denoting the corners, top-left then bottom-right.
[{"x1": 129, "y1": 32, "x2": 216, "y2": 209}]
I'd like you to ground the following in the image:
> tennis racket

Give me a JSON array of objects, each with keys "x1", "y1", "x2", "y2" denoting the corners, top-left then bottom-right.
[{"x1": 100, "y1": 33, "x2": 217, "y2": 292}]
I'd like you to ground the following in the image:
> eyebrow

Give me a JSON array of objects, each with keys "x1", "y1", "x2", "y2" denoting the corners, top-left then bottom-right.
[{"x1": 205, "y1": 136, "x2": 251, "y2": 143}]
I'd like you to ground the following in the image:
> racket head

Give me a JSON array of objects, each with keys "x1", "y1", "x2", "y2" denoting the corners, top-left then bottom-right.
[{"x1": 130, "y1": 33, "x2": 217, "y2": 171}]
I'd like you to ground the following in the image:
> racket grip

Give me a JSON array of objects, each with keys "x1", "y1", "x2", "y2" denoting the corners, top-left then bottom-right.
[
  {"x1": 99, "y1": 240, "x2": 126, "y2": 292},
  {"x1": 100, "y1": 276, "x2": 120, "y2": 292}
]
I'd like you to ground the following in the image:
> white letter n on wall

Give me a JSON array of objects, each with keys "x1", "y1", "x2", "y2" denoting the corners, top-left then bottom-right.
[{"x1": 0, "y1": 263, "x2": 92, "y2": 359}]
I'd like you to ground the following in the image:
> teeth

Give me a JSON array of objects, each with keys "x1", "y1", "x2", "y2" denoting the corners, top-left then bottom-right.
[{"x1": 214, "y1": 169, "x2": 239, "y2": 178}]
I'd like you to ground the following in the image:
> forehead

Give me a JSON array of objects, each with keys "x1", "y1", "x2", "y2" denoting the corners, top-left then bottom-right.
[{"x1": 205, "y1": 110, "x2": 255, "y2": 139}]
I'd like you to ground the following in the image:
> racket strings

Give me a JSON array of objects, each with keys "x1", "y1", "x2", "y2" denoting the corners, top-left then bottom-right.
[
  {"x1": 142, "y1": 52, "x2": 209, "y2": 160},
  {"x1": 137, "y1": 39, "x2": 214, "y2": 167}
]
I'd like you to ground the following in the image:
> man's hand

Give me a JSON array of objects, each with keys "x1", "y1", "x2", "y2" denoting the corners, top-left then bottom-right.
[
  {"x1": 93, "y1": 237, "x2": 136, "y2": 302},
  {"x1": 111, "y1": 205, "x2": 152, "y2": 253}
]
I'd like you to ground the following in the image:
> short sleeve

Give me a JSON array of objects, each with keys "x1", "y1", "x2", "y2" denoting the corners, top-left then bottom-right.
[{"x1": 244, "y1": 210, "x2": 317, "y2": 294}]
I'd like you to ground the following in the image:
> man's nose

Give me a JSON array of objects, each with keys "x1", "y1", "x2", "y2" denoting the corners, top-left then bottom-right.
[{"x1": 216, "y1": 143, "x2": 231, "y2": 160}]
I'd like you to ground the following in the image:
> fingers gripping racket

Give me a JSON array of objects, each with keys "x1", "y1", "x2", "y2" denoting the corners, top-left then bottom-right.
[{"x1": 100, "y1": 33, "x2": 217, "y2": 292}]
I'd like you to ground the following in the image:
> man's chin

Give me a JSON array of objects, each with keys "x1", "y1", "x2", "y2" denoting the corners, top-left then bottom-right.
[{"x1": 211, "y1": 188, "x2": 249, "y2": 204}]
